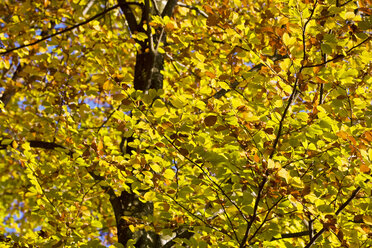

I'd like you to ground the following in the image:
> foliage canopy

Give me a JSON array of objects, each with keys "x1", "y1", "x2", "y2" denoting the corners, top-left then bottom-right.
[{"x1": 0, "y1": 0, "x2": 371, "y2": 247}]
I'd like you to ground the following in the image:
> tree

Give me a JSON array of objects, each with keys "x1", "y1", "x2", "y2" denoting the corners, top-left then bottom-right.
[{"x1": 0, "y1": 0, "x2": 371, "y2": 247}]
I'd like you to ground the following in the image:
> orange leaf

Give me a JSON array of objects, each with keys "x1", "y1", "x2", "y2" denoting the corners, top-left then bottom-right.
[
  {"x1": 364, "y1": 131, "x2": 372, "y2": 142},
  {"x1": 360, "y1": 164, "x2": 370, "y2": 173},
  {"x1": 205, "y1": 71, "x2": 216, "y2": 78},
  {"x1": 337, "y1": 131, "x2": 348, "y2": 140},
  {"x1": 315, "y1": 76, "x2": 327, "y2": 84},
  {"x1": 253, "y1": 152, "x2": 260, "y2": 163}
]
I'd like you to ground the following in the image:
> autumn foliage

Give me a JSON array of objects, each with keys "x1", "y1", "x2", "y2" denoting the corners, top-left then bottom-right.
[{"x1": 0, "y1": 0, "x2": 371, "y2": 247}]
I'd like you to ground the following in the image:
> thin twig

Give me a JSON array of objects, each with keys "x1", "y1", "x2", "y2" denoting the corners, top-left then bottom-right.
[
  {"x1": 215, "y1": 189, "x2": 240, "y2": 243},
  {"x1": 123, "y1": 93, "x2": 250, "y2": 224},
  {"x1": 239, "y1": 177, "x2": 267, "y2": 248},
  {"x1": 177, "y1": 2, "x2": 208, "y2": 18},
  {"x1": 247, "y1": 196, "x2": 284, "y2": 243},
  {"x1": 97, "y1": 105, "x2": 121, "y2": 133},
  {"x1": 0, "y1": 5, "x2": 120, "y2": 55},
  {"x1": 304, "y1": 178, "x2": 369, "y2": 248},
  {"x1": 270, "y1": 0, "x2": 318, "y2": 159},
  {"x1": 303, "y1": 37, "x2": 371, "y2": 68}
]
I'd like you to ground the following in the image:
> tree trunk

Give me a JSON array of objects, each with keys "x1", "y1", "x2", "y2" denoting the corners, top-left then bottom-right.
[{"x1": 112, "y1": 1, "x2": 175, "y2": 246}]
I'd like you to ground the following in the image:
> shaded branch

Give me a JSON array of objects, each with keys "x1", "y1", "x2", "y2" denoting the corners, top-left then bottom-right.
[
  {"x1": 0, "y1": 139, "x2": 66, "y2": 150},
  {"x1": 118, "y1": 0, "x2": 143, "y2": 33},
  {"x1": 28, "y1": 140, "x2": 66, "y2": 150},
  {"x1": 302, "y1": 0, "x2": 318, "y2": 61},
  {"x1": 97, "y1": 105, "x2": 121, "y2": 132},
  {"x1": 0, "y1": 5, "x2": 120, "y2": 55},
  {"x1": 239, "y1": 176, "x2": 267, "y2": 248},
  {"x1": 248, "y1": 196, "x2": 284, "y2": 243},
  {"x1": 303, "y1": 36, "x2": 371, "y2": 68},
  {"x1": 270, "y1": 0, "x2": 318, "y2": 159},
  {"x1": 177, "y1": 2, "x2": 208, "y2": 18},
  {"x1": 271, "y1": 230, "x2": 312, "y2": 241},
  {"x1": 0, "y1": 64, "x2": 22, "y2": 107},
  {"x1": 269, "y1": 85, "x2": 298, "y2": 159},
  {"x1": 304, "y1": 178, "x2": 369, "y2": 248},
  {"x1": 162, "y1": 228, "x2": 194, "y2": 248},
  {"x1": 162, "y1": 0, "x2": 178, "y2": 17}
]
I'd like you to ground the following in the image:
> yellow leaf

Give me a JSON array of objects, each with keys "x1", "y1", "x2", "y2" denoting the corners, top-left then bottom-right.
[
  {"x1": 195, "y1": 52, "x2": 205, "y2": 62},
  {"x1": 92, "y1": 74, "x2": 107, "y2": 84},
  {"x1": 144, "y1": 191, "x2": 156, "y2": 201},
  {"x1": 164, "y1": 169, "x2": 175, "y2": 179},
  {"x1": 363, "y1": 215, "x2": 372, "y2": 225},
  {"x1": 12, "y1": 140, "x2": 18, "y2": 149},
  {"x1": 267, "y1": 159, "x2": 278, "y2": 169},
  {"x1": 150, "y1": 163, "x2": 162, "y2": 173},
  {"x1": 278, "y1": 168, "x2": 289, "y2": 182},
  {"x1": 113, "y1": 94, "x2": 125, "y2": 101},
  {"x1": 103, "y1": 80, "x2": 113, "y2": 91}
]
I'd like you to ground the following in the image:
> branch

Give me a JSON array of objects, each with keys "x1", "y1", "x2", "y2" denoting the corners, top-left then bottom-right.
[
  {"x1": 302, "y1": 0, "x2": 318, "y2": 61},
  {"x1": 269, "y1": 85, "x2": 298, "y2": 159},
  {"x1": 0, "y1": 64, "x2": 22, "y2": 107},
  {"x1": 304, "y1": 178, "x2": 369, "y2": 248},
  {"x1": 248, "y1": 196, "x2": 284, "y2": 243},
  {"x1": 0, "y1": 5, "x2": 120, "y2": 56},
  {"x1": 97, "y1": 105, "x2": 121, "y2": 132},
  {"x1": 124, "y1": 94, "x2": 250, "y2": 225},
  {"x1": 117, "y1": 0, "x2": 142, "y2": 33},
  {"x1": 162, "y1": 228, "x2": 194, "y2": 248},
  {"x1": 215, "y1": 189, "x2": 240, "y2": 243},
  {"x1": 239, "y1": 176, "x2": 267, "y2": 248},
  {"x1": 209, "y1": 53, "x2": 288, "y2": 100},
  {"x1": 0, "y1": 139, "x2": 66, "y2": 150},
  {"x1": 271, "y1": 230, "x2": 312, "y2": 241},
  {"x1": 338, "y1": 0, "x2": 353, "y2": 7},
  {"x1": 270, "y1": 1, "x2": 318, "y2": 159},
  {"x1": 162, "y1": 0, "x2": 178, "y2": 17},
  {"x1": 151, "y1": 0, "x2": 161, "y2": 15},
  {"x1": 176, "y1": 2, "x2": 208, "y2": 18},
  {"x1": 28, "y1": 140, "x2": 66, "y2": 150},
  {"x1": 164, "y1": 193, "x2": 229, "y2": 238},
  {"x1": 303, "y1": 36, "x2": 371, "y2": 68},
  {"x1": 144, "y1": 0, "x2": 154, "y2": 52}
]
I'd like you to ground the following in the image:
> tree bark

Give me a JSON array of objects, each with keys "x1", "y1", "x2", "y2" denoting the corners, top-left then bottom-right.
[{"x1": 113, "y1": 1, "x2": 177, "y2": 246}]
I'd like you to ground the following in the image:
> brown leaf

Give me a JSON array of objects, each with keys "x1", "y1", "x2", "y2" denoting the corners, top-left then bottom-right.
[
  {"x1": 264, "y1": 128, "x2": 274, "y2": 134},
  {"x1": 204, "y1": 115, "x2": 217, "y2": 126},
  {"x1": 215, "y1": 125, "x2": 228, "y2": 131},
  {"x1": 207, "y1": 15, "x2": 219, "y2": 26},
  {"x1": 179, "y1": 148, "x2": 189, "y2": 156},
  {"x1": 121, "y1": 99, "x2": 132, "y2": 105}
]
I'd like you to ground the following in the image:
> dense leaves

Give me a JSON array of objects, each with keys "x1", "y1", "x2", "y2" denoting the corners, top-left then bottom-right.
[{"x1": 0, "y1": 0, "x2": 371, "y2": 247}]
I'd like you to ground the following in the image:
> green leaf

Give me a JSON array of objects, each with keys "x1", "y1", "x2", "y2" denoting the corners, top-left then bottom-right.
[{"x1": 321, "y1": 44, "x2": 332, "y2": 55}]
